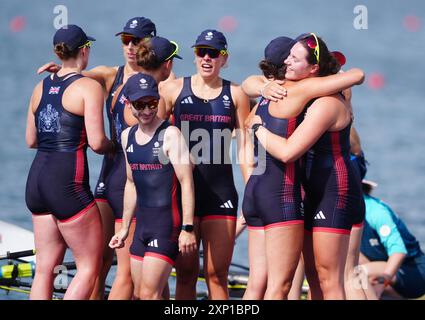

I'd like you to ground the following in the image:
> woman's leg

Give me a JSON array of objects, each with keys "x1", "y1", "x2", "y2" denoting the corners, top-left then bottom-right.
[
  {"x1": 89, "y1": 201, "x2": 115, "y2": 300},
  {"x1": 288, "y1": 255, "x2": 305, "y2": 300},
  {"x1": 311, "y1": 232, "x2": 350, "y2": 300},
  {"x1": 264, "y1": 224, "x2": 304, "y2": 300},
  {"x1": 58, "y1": 205, "x2": 103, "y2": 300},
  {"x1": 201, "y1": 218, "x2": 236, "y2": 300},
  {"x1": 130, "y1": 257, "x2": 143, "y2": 300},
  {"x1": 30, "y1": 214, "x2": 67, "y2": 300},
  {"x1": 302, "y1": 230, "x2": 324, "y2": 300},
  {"x1": 174, "y1": 218, "x2": 201, "y2": 300},
  {"x1": 139, "y1": 256, "x2": 173, "y2": 300},
  {"x1": 243, "y1": 228, "x2": 267, "y2": 300},
  {"x1": 344, "y1": 225, "x2": 367, "y2": 299},
  {"x1": 108, "y1": 220, "x2": 136, "y2": 300}
]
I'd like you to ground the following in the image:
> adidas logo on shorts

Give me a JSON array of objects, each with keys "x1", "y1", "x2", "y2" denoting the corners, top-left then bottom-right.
[
  {"x1": 314, "y1": 211, "x2": 326, "y2": 220},
  {"x1": 220, "y1": 200, "x2": 234, "y2": 209},
  {"x1": 147, "y1": 239, "x2": 159, "y2": 248}
]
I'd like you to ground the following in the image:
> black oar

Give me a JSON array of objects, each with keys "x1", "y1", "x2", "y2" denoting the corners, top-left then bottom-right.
[{"x1": 0, "y1": 249, "x2": 35, "y2": 260}]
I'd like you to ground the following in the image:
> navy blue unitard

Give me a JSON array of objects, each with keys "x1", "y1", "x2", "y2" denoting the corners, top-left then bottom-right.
[
  {"x1": 302, "y1": 99, "x2": 365, "y2": 234},
  {"x1": 242, "y1": 98, "x2": 304, "y2": 229},
  {"x1": 126, "y1": 122, "x2": 181, "y2": 265},
  {"x1": 94, "y1": 66, "x2": 124, "y2": 201},
  {"x1": 173, "y1": 77, "x2": 238, "y2": 220},
  {"x1": 26, "y1": 73, "x2": 95, "y2": 222},
  {"x1": 99, "y1": 84, "x2": 139, "y2": 221}
]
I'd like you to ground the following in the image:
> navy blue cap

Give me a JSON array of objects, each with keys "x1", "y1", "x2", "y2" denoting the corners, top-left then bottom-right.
[
  {"x1": 115, "y1": 17, "x2": 156, "y2": 38},
  {"x1": 53, "y1": 25, "x2": 96, "y2": 51},
  {"x1": 192, "y1": 29, "x2": 227, "y2": 51},
  {"x1": 264, "y1": 36, "x2": 296, "y2": 67},
  {"x1": 123, "y1": 73, "x2": 160, "y2": 102},
  {"x1": 150, "y1": 36, "x2": 182, "y2": 61}
]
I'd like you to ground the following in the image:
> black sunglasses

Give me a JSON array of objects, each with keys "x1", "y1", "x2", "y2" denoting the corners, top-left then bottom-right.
[
  {"x1": 132, "y1": 99, "x2": 159, "y2": 111},
  {"x1": 121, "y1": 34, "x2": 147, "y2": 46},
  {"x1": 194, "y1": 47, "x2": 224, "y2": 59}
]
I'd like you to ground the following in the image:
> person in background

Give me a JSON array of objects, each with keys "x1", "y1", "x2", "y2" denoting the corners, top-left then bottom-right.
[{"x1": 353, "y1": 181, "x2": 425, "y2": 299}]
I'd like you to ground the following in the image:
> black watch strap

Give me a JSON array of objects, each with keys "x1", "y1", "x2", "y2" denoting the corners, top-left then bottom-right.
[
  {"x1": 252, "y1": 123, "x2": 263, "y2": 133},
  {"x1": 181, "y1": 224, "x2": 194, "y2": 232}
]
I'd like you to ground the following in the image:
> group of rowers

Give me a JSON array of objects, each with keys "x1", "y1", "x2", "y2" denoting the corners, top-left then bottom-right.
[{"x1": 24, "y1": 16, "x2": 425, "y2": 300}]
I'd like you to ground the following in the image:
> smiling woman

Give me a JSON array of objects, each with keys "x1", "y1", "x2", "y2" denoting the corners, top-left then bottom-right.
[{"x1": 159, "y1": 29, "x2": 251, "y2": 300}]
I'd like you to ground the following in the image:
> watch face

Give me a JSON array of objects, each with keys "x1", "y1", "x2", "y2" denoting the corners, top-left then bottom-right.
[{"x1": 182, "y1": 224, "x2": 194, "y2": 232}]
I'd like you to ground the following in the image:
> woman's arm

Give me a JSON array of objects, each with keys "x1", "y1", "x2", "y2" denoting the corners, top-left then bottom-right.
[
  {"x1": 249, "y1": 97, "x2": 340, "y2": 163},
  {"x1": 271, "y1": 68, "x2": 364, "y2": 119},
  {"x1": 82, "y1": 78, "x2": 115, "y2": 154},
  {"x1": 232, "y1": 85, "x2": 252, "y2": 183},
  {"x1": 241, "y1": 75, "x2": 286, "y2": 101},
  {"x1": 157, "y1": 78, "x2": 182, "y2": 120},
  {"x1": 37, "y1": 62, "x2": 117, "y2": 92},
  {"x1": 110, "y1": 84, "x2": 138, "y2": 127},
  {"x1": 109, "y1": 128, "x2": 136, "y2": 248},
  {"x1": 164, "y1": 126, "x2": 197, "y2": 255},
  {"x1": 25, "y1": 81, "x2": 43, "y2": 148}
]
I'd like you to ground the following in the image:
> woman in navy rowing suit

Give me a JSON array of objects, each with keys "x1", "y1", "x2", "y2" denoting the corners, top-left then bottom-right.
[
  {"x1": 247, "y1": 33, "x2": 365, "y2": 299},
  {"x1": 37, "y1": 17, "x2": 167, "y2": 300},
  {"x1": 25, "y1": 25, "x2": 115, "y2": 299},
  {"x1": 159, "y1": 29, "x2": 251, "y2": 299},
  {"x1": 109, "y1": 36, "x2": 182, "y2": 299},
  {"x1": 241, "y1": 36, "x2": 365, "y2": 299},
  {"x1": 109, "y1": 73, "x2": 196, "y2": 299}
]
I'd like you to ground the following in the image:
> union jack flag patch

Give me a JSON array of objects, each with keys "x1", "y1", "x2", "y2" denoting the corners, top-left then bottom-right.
[
  {"x1": 49, "y1": 86, "x2": 61, "y2": 94},
  {"x1": 119, "y1": 95, "x2": 127, "y2": 104}
]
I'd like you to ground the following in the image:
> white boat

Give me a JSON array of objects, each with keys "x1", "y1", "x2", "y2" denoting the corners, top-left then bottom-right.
[{"x1": 0, "y1": 221, "x2": 35, "y2": 262}]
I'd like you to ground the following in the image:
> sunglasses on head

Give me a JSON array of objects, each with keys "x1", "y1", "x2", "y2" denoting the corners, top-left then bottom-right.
[
  {"x1": 78, "y1": 40, "x2": 92, "y2": 49},
  {"x1": 131, "y1": 99, "x2": 159, "y2": 111},
  {"x1": 194, "y1": 47, "x2": 226, "y2": 59},
  {"x1": 304, "y1": 33, "x2": 320, "y2": 64},
  {"x1": 121, "y1": 34, "x2": 148, "y2": 46}
]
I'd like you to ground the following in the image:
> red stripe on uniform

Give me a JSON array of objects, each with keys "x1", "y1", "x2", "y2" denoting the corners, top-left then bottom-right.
[
  {"x1": 352, "y1": 222, "x2": 365, "y2": 228},
  {"x1": 95, "y1": 198, "x2": 109, "y2": 204},
  {"x1": 264, "y1": 220, "x2": 304, "y2": 230},
  {"x1": 331, "y1": 132, "x2": 348, "y2": 209},
  {"x1": 171, "y1": 174, "x2": 181, "y2": 228},
  {"x1": 145, "y1": 252, "x2": 174, "y2": 266},
  {"x1": 247, "y1": 226, "x2": 265, "y2": 231},
  {"x1": 130, "y1": 254, "x2": 144, "y2": 262},
  {"x1": 312, "y1": 227, "x2": 351, "y2": 235},
  {"x1": 74, "y1": 129, "x2": 86, "y2": 184},
  {"x1": 282, "y1": 118, "x2": 298, "y2": 204},
  {"x1": 59, "y1": 201, "x2": 96, "y2": 223},
  {"x1": 115, "y1": 218, "x2": 137, "y2": 224}
]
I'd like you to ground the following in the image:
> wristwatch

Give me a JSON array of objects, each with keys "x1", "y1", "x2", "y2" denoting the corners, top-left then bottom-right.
[
  {"x1": 181, "y1": 224, "x2": 194, "y2": 232},
  {"x1": 252, "y1": 123, "x2": 263, "y2": 134}
]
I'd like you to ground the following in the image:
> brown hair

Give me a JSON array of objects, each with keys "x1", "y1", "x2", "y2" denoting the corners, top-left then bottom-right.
[
  {"x1": 258, "y1": 59, "x2": 286, "y2": 80},
  {"x1": 136, "y1": 40, "x2": 163, "y2": 71},
  {"x1": 54, "y1": 42, "x2": 80, "y2": 60},
  {"x1": 298, "y1": 35, "x2": 341, "y2": 76}
]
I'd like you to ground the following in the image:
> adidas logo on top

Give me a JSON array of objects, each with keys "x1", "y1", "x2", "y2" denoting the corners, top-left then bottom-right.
[
  {"x1": 220, "y1": 200, "x2": 234, "y2": 209},
  {"x1": 314, "y1": 211, "x2": 326, "y2": 220},
  {"x1": 181, "y1": 97, "x2": 194, "y2": 104},
  {"x1": 126, "y1": 144, "x2": 134, "y2": 153},
  {"x1": 147, "y1": 239, "x2": 159, "y2": 248}
]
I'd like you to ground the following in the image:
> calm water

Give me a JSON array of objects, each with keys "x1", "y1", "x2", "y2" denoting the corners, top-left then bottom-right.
[{"x1": 1, "y1": 0, "x2": 424, "y2": 299}]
